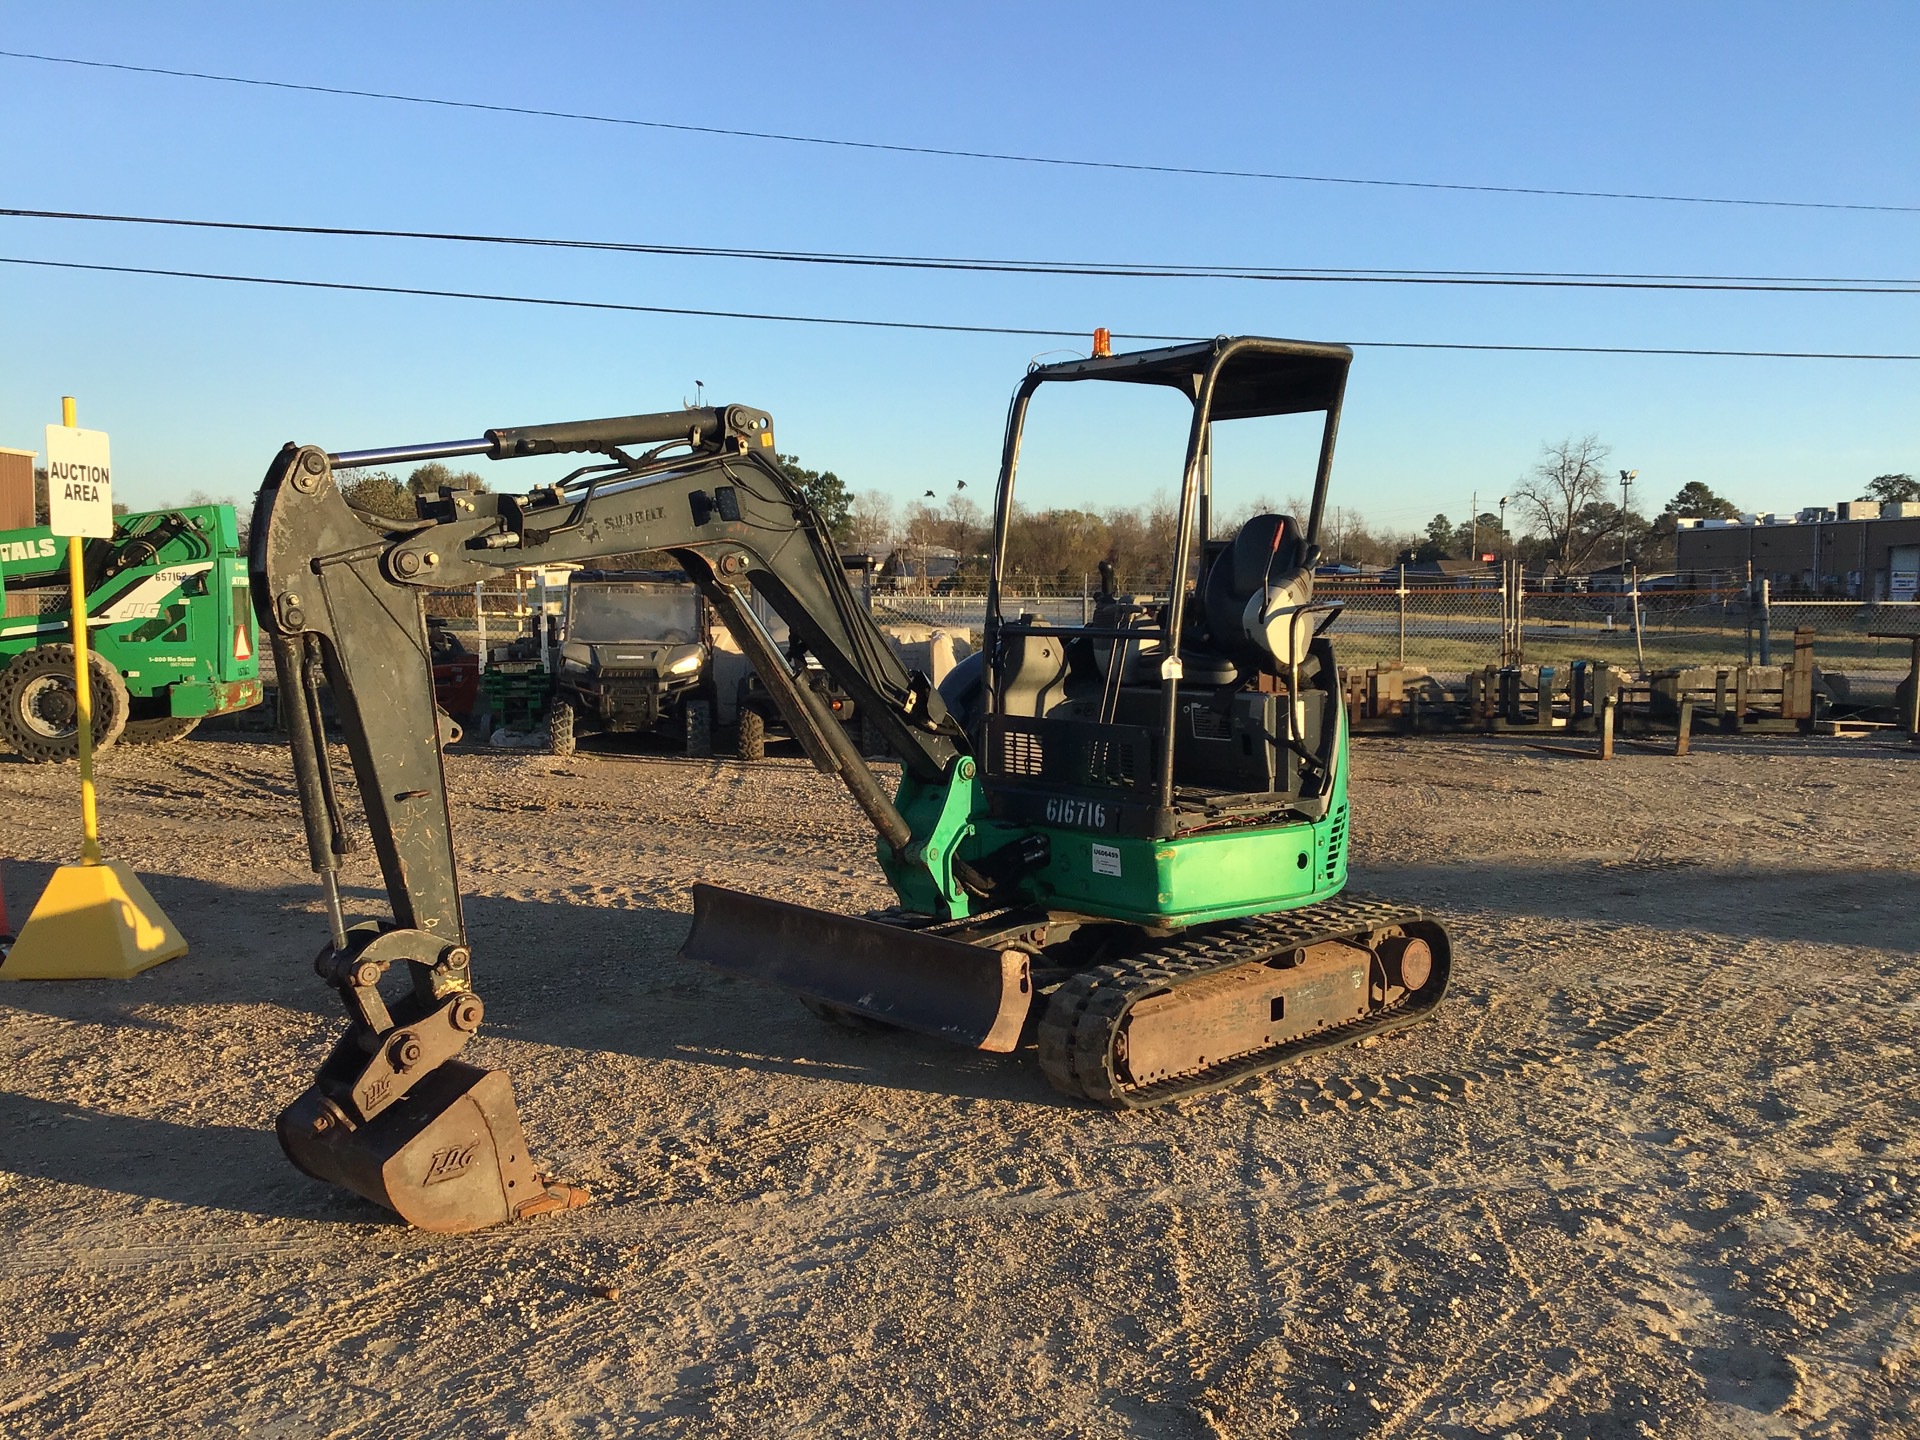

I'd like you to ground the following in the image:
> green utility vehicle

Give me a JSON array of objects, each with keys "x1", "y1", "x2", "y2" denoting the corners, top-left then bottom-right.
[{"x1": 0, "y1": 504, "x2": 262, "y2": 760}]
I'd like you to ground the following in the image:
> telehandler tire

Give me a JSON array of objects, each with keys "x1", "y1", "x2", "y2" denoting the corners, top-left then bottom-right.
[
  {"x1": 736, "y1": 707, "x2": 765, "y2": 762},
  {"x1": 0, "y1": 646, "x2": 130, "y2": 763},
  {"x1": 122, "y1": 714, "x2": 201, "y2": 745},
  {"x1": 547, "y1": 699, "x2": 576, "y2": 758}
]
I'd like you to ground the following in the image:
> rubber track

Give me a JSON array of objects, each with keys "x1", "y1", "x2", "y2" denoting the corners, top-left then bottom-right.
[{"x1": 1036, "y1": 892, "x2": 1449, "y2": 1109}]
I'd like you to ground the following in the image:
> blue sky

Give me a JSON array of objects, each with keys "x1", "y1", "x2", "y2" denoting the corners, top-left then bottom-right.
[{"x1": 0, "y1": 2, "x2": 1914, "y2": 536}]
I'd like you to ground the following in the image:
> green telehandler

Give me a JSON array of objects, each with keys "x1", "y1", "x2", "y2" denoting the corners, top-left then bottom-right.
[
  {"x1": 250, "y1": 336, "x2": 1450, "y2": 1232},
  {"x1": 0, "y1": 504, "x2": 262, "y2": 761}
]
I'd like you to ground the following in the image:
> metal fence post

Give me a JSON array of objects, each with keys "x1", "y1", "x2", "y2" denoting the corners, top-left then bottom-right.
[
  {"x1": 536, "y1": 572, "x2": 550, "y2": 673},
  {"x1": 474, "y1": 581, "x2": 487, "y2": 672},
  {"x1": 1397, "y1": 563, "x2": 1407, "y2": 666},
  {"x1": 1631, "y1": 566, "x2": 1647, "y2": 676},
  {"x1": 1513, "y1": 564, "x2": 1525, "y2": 667},
  {"x1": 1757, "y1": 577, "x2": 1772, "y2": 666}
]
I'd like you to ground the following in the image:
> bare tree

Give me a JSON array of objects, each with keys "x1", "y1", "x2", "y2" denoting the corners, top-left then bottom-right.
[
  {"x1": 846, "y1": 489, "x2": 897, "y2": 553},
  {"x1": 1514, "y1": 434, "x2": 1618, "y2": 575}
]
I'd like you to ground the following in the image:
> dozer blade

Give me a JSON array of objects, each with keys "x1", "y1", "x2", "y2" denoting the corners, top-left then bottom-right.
[
  {"x1": 683, "y1": 883, "x2": 1032, "y2": 1052},
  {"x1": 277, "y1": 1060, "x2": 588, "y2": 1234}
]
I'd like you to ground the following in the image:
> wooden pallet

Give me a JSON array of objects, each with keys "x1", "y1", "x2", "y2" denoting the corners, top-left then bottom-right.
[{"x1": 1815, "y1": 719, "x2": 1898, "y2": 738}]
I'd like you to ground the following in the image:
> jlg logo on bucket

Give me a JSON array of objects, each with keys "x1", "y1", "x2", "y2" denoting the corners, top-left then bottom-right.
[{"x1": 424, "y1": 1144, "x2": 480, "y2": 1185}]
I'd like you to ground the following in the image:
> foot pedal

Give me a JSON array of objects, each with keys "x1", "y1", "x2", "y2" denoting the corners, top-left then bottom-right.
[{"x1": 277, "y1": 1060, "x2": 588, "y2": 1233}]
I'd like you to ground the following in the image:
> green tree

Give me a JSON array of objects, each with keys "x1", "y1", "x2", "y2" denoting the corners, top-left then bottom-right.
[
  {"x1": 776, "y1": 453, "x2": 852, "y2": 540},
  {"x1": 1866, "y1": 473, "x2": 1919, "y2": 505},
  {"x1": 407, "y1": 461, "x2": 488, "y2": 498},
  {"x1": 1447, "y1": 511, "x2": 1505, "y2": 559},
  {"x1": 337, "y1": 470, "x2": 416, "y2": 521},
  {"x1": 1396, "y1": 513, "x2": 1454, "y2": 564},
  {"x1": 1660, "y1": 481, "x2": 1741, "y2": 521}
]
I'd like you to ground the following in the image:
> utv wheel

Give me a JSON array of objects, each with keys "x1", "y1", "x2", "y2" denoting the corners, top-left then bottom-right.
[
  {"x1": 122, "y1": 714, "x2": 201, "y2": 745},
  {"x1": 684, "y1": 699, "x2": 713, "y2": 758},
  {"x1": 547, "y1": 699, "x2": 576, "y2": 758},
  {"x1": 736, "y1": 707, "x2": 765, "y2": 762},
  {"x1": 0, "y1": 646, "x2": 130, "y2": 762}
]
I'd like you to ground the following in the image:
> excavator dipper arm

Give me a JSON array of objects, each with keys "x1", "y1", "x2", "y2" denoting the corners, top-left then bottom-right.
[{"x1": 250, "y1": 405, "x2": 1002, "y2": 1232}]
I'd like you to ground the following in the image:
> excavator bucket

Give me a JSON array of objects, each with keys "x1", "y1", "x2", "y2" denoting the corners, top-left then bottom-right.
[
  {"x1": 277, "y1": 1060, "x2": 588, "y2": 1234},
  {"x1": 683, "y1": 884, "x2": 1033, "y2": 1052}
]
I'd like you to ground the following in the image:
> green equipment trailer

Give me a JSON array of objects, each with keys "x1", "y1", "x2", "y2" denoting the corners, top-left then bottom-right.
[{"x1": 0, "y1": 504, "x2": 262, "y2": 761}]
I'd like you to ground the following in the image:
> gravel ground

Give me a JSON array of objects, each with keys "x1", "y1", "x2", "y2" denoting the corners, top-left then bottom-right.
[{"x1": 1, "y1": 731, "x2": 1917, "y2": 1438}]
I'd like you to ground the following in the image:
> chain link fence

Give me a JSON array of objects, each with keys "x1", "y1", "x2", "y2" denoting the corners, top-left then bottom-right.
[
  {"x1": 412, "y1": 567, "x2": 1920, "y2": 714},
  {"x1": 1324, "y1": 579, "x2": 1916, "y2": 696}
]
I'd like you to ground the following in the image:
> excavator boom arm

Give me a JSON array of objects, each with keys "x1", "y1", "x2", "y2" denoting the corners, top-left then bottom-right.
[{"x1": 247, "y1": 404, "x2": 970, "y2": 1232}]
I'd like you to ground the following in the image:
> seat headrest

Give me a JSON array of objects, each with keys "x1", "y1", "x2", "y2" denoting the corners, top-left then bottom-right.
[
  {"x1": 1227, "y1": 514, "x2": 1304, "y2": 598},
  {"x1": 1201, "y1": 513, "x2": 1307, "y2": 670}
]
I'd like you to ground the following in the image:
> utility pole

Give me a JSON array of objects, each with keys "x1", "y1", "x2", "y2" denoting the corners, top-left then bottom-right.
[
  {"x1": 1619, "y1": 469, "x2": 1638, "y2": 579},
  {"x1": 1469, "y1": 490, "x2": 1478, "y2": 558}
]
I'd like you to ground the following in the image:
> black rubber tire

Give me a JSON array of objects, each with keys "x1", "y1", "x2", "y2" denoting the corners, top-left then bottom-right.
[
  {"x1": 0, "y1": 646, "x2": 130, "y2": 762},
  {"x1": 736, "y1": 706, "x2": 765, "y2": 762},
  {"x1": 547, "y1": 698, "x2": 576, "y2": 758},
  {"x1": 122, "y1": 714, "x2": 201, "y2": 745},
  {"x1": 684, "y1": 698, "x2": 713, "y2": 758}
]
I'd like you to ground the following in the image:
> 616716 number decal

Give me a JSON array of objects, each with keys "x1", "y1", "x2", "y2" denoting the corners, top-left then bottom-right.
[{"x1": 1043, "y1": 796, "x2": 1109, "y2": 830}]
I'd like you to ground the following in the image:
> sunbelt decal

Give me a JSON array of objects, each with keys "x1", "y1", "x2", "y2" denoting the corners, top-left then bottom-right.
[{"x1": 0, "y1": 538, "x2": 58, "y2": 564}]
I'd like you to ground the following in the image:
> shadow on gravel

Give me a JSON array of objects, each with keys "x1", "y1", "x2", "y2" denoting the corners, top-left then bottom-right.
[
  {"x1": 1356, "y1": 860, "x2": 1918, "y2": 950},
  {"x1": 0, "y1": 861, "x2": 336, "y2": 1025},
  {"x1": 459, "y1": 891, "x2": 1059, "y2": 1106},
  {"x1": 0, "y1": 1089, "x2": 372, "y2": 1222},
  {"x1": 0, "y1": 864, "x2": 1053, "y2": 1113}
]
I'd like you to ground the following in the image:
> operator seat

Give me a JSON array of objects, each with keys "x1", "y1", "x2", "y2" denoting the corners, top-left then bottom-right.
[{"x1": 1201, "y1": 513, "x2": 1307, "y2": 673}]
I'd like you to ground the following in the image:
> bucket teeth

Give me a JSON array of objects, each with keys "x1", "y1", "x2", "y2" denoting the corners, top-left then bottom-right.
[{"x1": 278, "y1": 1060, "x2": 586, "y2": 1233}]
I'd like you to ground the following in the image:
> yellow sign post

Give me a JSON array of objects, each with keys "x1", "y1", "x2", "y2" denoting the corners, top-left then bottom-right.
[{"x1": 1, "y1": 397, "x2": 187, "y2": 980}]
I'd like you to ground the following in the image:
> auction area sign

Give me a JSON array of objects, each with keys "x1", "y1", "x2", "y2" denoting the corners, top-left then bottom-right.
[{"x1": 45, "y1": 424, "x2": 114, "y2": 538}]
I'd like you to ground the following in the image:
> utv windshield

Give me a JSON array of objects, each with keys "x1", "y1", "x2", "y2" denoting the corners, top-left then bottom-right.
[{"x1": 566, "y1": 584, "x2": 699, "y2": 644}]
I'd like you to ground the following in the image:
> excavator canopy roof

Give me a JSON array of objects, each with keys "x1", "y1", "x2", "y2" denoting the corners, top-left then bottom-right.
[{"x1": 1026, "y1": 336, "x2": 1352, "y2": 422}]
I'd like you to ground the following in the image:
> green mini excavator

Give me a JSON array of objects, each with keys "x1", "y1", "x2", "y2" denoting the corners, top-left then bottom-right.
[{"x1": 251, "y1": 336, "x2": 1450, "y2": 1232}]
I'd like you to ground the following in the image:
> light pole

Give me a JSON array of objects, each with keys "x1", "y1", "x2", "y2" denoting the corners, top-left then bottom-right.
[
  {"x1": 1619, "y1": 469, "x2": 1638, "y2": 577},
  {"x1": 1497, "y1": 495, "x2": 1509, "y2": 556}
]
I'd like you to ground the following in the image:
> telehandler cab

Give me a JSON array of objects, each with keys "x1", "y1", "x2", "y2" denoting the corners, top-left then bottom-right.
[{"x1": 250, "y1": 336, "x2": 1450, "y2": 1232}]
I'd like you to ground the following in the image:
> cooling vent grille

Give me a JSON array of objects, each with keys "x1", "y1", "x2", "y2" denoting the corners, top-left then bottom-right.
[
  {"x1": 1324, "y1": 800, "x2": 1348, "y2": 880},
  {"x1": 995, "y1": 727, "x2": 1045, "y2": 777}
]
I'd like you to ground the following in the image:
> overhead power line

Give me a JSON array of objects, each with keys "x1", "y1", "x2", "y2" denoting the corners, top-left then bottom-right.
[
  {"x1": 3, "y1": 48, "x2": 1915, "y2": 216},
  {"x1": 5, "y1": 207, "x2": 1918, "y2": 294},
  {"x1": 5, "y1": 255, "x2": 1915, "y2": 360}
]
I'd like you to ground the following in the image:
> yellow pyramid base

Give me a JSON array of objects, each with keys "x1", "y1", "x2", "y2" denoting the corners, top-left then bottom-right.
[{"x1": 0, "y1": 859, "x2": 188, "y2": 980}]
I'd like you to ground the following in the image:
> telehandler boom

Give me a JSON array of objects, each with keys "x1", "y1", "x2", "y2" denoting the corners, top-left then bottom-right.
[{"x1": 250, "y1": 337, "x2": 1449, "y2": 1232}]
